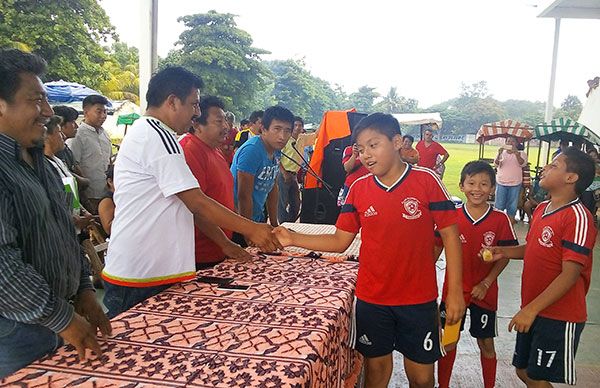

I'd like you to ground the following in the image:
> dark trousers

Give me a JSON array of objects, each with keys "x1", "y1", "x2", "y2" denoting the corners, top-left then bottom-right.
[{"x1": 102, "y1": 281, "x2": 170, "y2": 319}]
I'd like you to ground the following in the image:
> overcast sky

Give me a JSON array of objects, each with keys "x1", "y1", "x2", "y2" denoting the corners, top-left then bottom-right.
[{"x1": 100, "y1": 0, "x2": 600, "y2": 109}]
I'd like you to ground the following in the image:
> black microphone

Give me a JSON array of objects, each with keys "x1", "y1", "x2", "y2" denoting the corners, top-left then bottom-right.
[
  {"x1": 280, "y1": 152, "x2": 335, "y2": 198},
  {"x1": 290, "y1": 141, "x2": 333, "y2": 187}
]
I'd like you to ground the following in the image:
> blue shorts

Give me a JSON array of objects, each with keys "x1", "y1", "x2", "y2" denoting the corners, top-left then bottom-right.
[
  {"x1": 352, "y1": 298, "x2": 443, "y2": 364},
  {"x1": 512, "y1": 316, "x2": 584, "y2": 385}
]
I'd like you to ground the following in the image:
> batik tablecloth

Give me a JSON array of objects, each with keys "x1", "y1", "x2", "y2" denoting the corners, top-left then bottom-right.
[{"x1": 3, "y1": 233, "x2": 361, "y2": 387}]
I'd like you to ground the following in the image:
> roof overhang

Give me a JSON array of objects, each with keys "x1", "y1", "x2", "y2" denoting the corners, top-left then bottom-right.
[{"x1": 538, "y1": 0, "x2": 600, "y2": 19}]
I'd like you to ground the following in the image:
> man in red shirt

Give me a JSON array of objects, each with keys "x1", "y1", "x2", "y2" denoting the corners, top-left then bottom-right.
[
  {"x1": 274, "y1": 113, "x2": 465, "y2": 388},
  {"x1": 338, "y1": 144, "x2": 369, "y2": 206},
  {"x1": 220, "y1": 111, "x2": 238, "y2": 165},
  {"x1": 486, "y1": 148, "x2": 596, "y2": 386},
  {"x1": 181, "y1": 96, "x2": 250, "y2": 269},
  {"x1": 416, "y1": 125, "x2": 449, "y2": 177}
]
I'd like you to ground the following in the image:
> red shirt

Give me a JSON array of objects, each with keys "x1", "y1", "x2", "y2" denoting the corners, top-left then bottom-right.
[
  {"x1": 436, "y1": 205, "x2": 518, "y2": 310},
  {"x1": 415, "y1": 140, "x2": 447, "y2": 170},
  {"x1": 342, "y1": 145, "x2": 369, "y2": 188},
  {"x1": 336, "y1": 165, "x2": 457, "y2": 305},
  {"x1": 522, "y1": 200, "x2": 595, "y2": 322},
  {"x1": 220, "y1": 127, "x2": 238, "y2": 165},
  {"x1": 181, "y1": 135, "x2": 235, "y2": 263}
]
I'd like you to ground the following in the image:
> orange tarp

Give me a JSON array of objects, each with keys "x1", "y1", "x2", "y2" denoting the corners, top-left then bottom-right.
[{"x1": 305, "y1": 109, "x2": 356, "y2": 189}]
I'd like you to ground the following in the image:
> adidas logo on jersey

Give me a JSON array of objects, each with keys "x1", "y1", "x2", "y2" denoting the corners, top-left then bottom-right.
[
  {"x1": 358, "y1": 334, "x2": 373, "y2": 345},
  {"x1": 364, "y1": 206, "x2": 378, "y2": 218}
]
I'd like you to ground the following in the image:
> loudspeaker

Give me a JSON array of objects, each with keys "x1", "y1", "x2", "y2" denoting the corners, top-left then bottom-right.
[{"x1": 300, "y1": 187, "x2": 339, "y2": 224}]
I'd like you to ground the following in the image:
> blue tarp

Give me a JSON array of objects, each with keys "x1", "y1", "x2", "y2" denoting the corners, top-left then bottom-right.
[{"x1": 44, "y1": 80, "x2": 112, "y2": 107}]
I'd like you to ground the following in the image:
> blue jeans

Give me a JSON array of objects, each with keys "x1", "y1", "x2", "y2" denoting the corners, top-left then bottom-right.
[
  {"x1": 103, "y1": 282, "x2": 170, "y2": 319},
  {"x1": 0, "y1": 316, "x2": 63, "y2": 378},
  {"x1": 277, "y1": 173, "x2": 300, "y2": 223},
  {"x1": 495, "y1": 183, "x2": 521, "y2": 217}
]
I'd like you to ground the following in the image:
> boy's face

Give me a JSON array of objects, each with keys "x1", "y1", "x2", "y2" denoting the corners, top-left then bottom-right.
[
  {"x1": 356, "y1": 128, "x2": 402, "y2": 176},
  {"x1": 402, "y1": 137, "x2": 412, "y2": 148},
  {"x1": 540, "y1": 154, "x2": 577, "y2": 191},
  {"x1": 61, "y1": 120, "x2": 78, "y2": 139},
  {"x1": 460, "y1": 172, "x2": 493, "y2": 207},
  {"x1": 261, "y1": 119, "x2": 292, "y2": 151},
  {"x1": 83, "y1": 103, "x2": 108, "y2": 128}
]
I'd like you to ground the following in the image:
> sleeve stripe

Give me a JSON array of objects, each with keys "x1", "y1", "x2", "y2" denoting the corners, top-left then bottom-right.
[
  {"x1": 150, "y1": 119, "x2": 181, "y2": 154},
  {"x1": 573, "y1": 203, "x2": 589, "y2": 247},
  {"x1": 562, "y1": 240, "x2": 591, "y2": 256},
  {"x1": 340, "y1": 204, "x2": 356, "y2": 214},
  {"x1": 412, "y1": 166, "x2": 452, "y2": 199},
  {"x1": 429, "y1": 200, "x2": 456, "y2": 211},
  {"x1": 147, "y1": 119, "x2": 175, "y2": 154},
  {"x1": 497, "y1": 209, "x2": 518, "y2": 240}
]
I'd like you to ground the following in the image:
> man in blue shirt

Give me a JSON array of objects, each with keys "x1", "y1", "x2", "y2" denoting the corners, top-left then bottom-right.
[{"x1": 231, "y1": 106, "x2": 294, "y2": 245}]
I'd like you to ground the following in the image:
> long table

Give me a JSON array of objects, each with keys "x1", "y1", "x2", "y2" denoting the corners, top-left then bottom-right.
[{"x1": 3, "y1": 224, "x2": 362, "y2": 387}]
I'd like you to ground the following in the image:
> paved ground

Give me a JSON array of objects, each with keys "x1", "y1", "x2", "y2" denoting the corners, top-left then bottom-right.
[{"x1": 389, "y1": 222, "x2": 600, "y2": 387}]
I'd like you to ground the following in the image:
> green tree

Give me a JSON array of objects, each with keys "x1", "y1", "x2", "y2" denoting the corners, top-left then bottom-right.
[
  {"x1": 374, "y1": 87, "x2": 419, "y2": 113},
  {"x1": 555, "y1": 95, "x2": 583, "y2": 119},
  {"x1": 349, "y1": 85, "x2": 380, "y2": 113},
  {"x1": 162, "y1": 10, "x2": 270, "y2": 118},
  {"x1": 97, "y1": 43, "x2": 139, "y2": 104},
  {"x1": 0, "y1": 0, "x2": 116, "y2": 88}
]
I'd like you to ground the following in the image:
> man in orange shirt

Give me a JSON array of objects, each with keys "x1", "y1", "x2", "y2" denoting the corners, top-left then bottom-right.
[{"x1": 400, "y1": 134, "x2": 419, "y2": 164}]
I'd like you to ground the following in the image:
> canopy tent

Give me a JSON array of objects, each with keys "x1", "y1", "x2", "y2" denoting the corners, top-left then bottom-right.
[
  {"x1": 578, "y1": 77, "x2": 600, "y2": 135},
  {"x1": 117, "y1": 112, "x2": 141, "y2": 137},
  {"x1": 391, "y1": 112, "x2": 443, "y2": 128},
  {"x1": 476, "y1": 120, "x2": 533, "y2": 161},
  {"x1": 301, "y1": 109, "x2": 367, "y2": 225},
  {"x1": 44, "y1": 81, "x2": 112, "y2": 107}
]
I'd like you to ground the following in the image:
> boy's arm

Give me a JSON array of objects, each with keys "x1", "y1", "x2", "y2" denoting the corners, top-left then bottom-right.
[
  {"x1": 471, "y1": 259, "x2": 509, "y2": 300},
  {"x1": 438, "y1": 224, "x2": 465, "y2": 325},
  {"x1": 266, "y1": 183, "x2": 278, "y2": 227},
  {"x1": 483, "y1": 244, "x2": 526, "y2": 261},
  {"x1": 273, "y1": 226, "x2": 356, "y2": 253},
  {"x1": 509, "y1": 261, "x2": 583, "y2": 333},
  {"x1": 237, "y1": 171, "x2": 255, "y2": 220}
]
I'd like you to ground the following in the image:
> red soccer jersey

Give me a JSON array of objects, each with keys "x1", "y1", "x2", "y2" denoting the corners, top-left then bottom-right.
[
  {"x1": 342, "y1": 145, "x2": 369, "y2": 188},
  {"x1": 336, "y1": 165, "x2": 457, "y2": 305},
  {"x1": 181, "y1": 135, "x2": 235, "y2": 263},
  {"x1": 415, "y1": 140, "x2": 447, "y2": 170},
  {"x1": 437, "y1": 205, "x2": 518, "y2": 310},
  {"x1": 522, "y1": 200, "x2": 595, "y2": 322}
]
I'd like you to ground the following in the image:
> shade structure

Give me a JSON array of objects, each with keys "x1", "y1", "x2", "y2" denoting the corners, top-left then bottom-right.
[
  {"x1": 476, "y1": 120, "x2": 534, "y2": 143},
  {"x1": 534, "y1": 117, "x2": 600, "y2": 145},
  {"x1": 44, "y1": 80, "x2": 112, "y2": 107},
  {"x1": 117, "y1": 112, "x2": 141, "y2": 126}
]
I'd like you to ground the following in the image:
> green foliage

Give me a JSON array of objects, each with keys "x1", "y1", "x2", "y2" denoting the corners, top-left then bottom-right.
[
  {"x1": 0, "y1": 0, "x2": 116, "y2": 89},
  {"x1": 97, "y1": 42, "x2": 139, "y2": 103},
  {"x1": 555, "y1": 94, "x2": 583, "y2": 119},
  {"x1": 348, "y1": 85, "x2": 380, "y2": 113},
  {"x1": 373, "y1": 87, "x2": 419, "y2": 114},
  {"x1": 162, "y1": 10, "x2": 271, "y2": 118}
]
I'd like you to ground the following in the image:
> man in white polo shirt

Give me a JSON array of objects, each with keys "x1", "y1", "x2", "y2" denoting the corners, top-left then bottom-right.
[{"x1": 102, "y1": 67, "x2": 281, "y2": 318}]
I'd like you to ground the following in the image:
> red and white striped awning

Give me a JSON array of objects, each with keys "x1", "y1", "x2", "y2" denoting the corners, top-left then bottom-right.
[{"x1": 476, "y1": 120, "x2": 534, "y2": 143}]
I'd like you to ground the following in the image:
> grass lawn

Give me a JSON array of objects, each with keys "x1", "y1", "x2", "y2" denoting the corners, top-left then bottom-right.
[{"x1": 440, "y1": 143, "x2": 541, "y2": 201}]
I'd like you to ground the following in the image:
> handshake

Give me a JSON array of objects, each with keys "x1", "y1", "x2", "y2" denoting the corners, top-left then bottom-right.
[{"x1": 238, "y1": 224, "x2": 295, "y2": 253}]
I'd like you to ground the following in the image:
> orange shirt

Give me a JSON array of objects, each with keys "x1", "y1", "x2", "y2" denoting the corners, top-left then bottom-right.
[{"x1": 400, "y1": 147, "x2": 419, "y2": 163}]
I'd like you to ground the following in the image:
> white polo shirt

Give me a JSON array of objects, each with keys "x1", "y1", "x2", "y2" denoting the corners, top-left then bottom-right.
[{"x1": 103, "y1": 117, "x2": 199, "y2": 287}]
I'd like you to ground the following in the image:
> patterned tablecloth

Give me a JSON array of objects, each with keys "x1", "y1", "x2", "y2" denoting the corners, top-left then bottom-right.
[{"x1": 3, "y1": 225, "x2": 362, "y2": 387}]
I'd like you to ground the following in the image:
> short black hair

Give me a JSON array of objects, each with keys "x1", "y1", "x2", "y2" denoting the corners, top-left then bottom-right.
[
  {"x1": 52, "y1": 105, "x2": 79, "y2": 123},
  {"x1": 262, "y1": 106, "x2": 294, "y2": 131},
  {"x1": 82, "y1": 94, "x2": 109, "y2": 109},
  {"x1": 146, "y1": 66, "x2": 204, "y2": 108},
  {"x1": 249, "y1": 110, "x2": 264, "y2": 124},
  {"x1": 460, "y1": 160, "x2": 496, "y2": 186},
  {"x1": 562, "y1": 147, "x2": 595, "y2": 195},
  {"x1": 194, "y1": 95, "x2": 225, "y2": 125},
  {"x1": 352, "y1": 113, "x2": 401, "y2": 143},
  {"x1": 0, "y1": 49, "x2": 47, "y2": 103},
  {"x1": 294, "y1": 116, "x2": 304, "y2": 125},
  {"x1": 240, "y1": 119, "x2": 250, "y2": 127},
  {"x1": 45, "y1": 115, "x2": 63, "y2": 135},
  {"x1": 402, "y1": 134, "x2": 414, "y2": 143}
]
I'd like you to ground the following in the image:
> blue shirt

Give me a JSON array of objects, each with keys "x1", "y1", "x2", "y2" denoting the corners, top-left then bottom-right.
[{"x1": 231, "y1": 136, "x2": 280, "y2": 222}]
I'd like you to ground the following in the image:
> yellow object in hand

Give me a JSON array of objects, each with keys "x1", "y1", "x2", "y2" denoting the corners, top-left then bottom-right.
[
  {"x1": 442, "y1": 320, "x2": 462, "y2": 346},
  {"x1": 482, "y1": 248, "x2": 493, "y2": 262}
]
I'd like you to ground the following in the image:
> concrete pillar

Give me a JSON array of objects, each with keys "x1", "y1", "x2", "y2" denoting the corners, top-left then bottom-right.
[{"x1": 139, "y1": 0, "x2": 159, "y2": 113}]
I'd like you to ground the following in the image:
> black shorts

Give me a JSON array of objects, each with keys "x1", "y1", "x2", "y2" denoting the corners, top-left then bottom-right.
[
  {"x1": 439, "y1": 301, "x2": 497, "y2": 339},
  {"x1": 352, "y1": 298, "x2": 443, "y2": 364},
  {"x1": 512, "y1": 316, "x2": 584, "y2": 385}
]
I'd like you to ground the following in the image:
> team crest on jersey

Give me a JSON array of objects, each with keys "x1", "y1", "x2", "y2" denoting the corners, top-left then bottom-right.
[
  {"x1": 538, "y1": 226, "x2": 554, "y2": 248},
  {"x1": 483, "y1": 231, "x2": 496, "y2": 247},
  {"x1": 402, "y1": 197, "x2": 422, "y2": 220}
]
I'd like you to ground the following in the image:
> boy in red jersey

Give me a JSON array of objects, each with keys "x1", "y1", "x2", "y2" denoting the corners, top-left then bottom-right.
[
  {"x1": 435, "y1": 161, "x2": 518, "y2": 388},
  {"x1": 274, "y1": 113, "x2": 465, "y2": 388},
  {"x1": 485, "y1": 147, "x2": 596, "y2": 386}
]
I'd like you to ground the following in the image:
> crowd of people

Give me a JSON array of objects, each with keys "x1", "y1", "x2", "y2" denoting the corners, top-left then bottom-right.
[{"x1": 0, "y1": 47, "x2": 596, "y2": 388}]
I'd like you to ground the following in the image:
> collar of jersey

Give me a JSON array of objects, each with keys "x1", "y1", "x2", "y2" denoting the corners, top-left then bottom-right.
[
  {"x1": 462, "y1": 204, "x2": 492, "y2": 225},
  {"x1": 541, "y1": 198, "x2": 580, "y2": 218},
  {"x1": 373, "y1": 163, "x2": 411, "y2": 192}
]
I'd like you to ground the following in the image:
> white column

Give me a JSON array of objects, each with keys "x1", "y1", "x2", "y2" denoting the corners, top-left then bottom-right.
[
  {"x1": 545, "y1": 18, "x2": 561, "y2": 122},
  {"x1": 139, "y1": 0, "x2": 159, "y2": 113}
]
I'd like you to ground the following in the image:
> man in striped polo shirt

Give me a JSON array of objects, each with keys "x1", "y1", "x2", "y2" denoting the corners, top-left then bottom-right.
[{"x1": 0, "y1": 49, "x2": 111, "y2": 377}]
